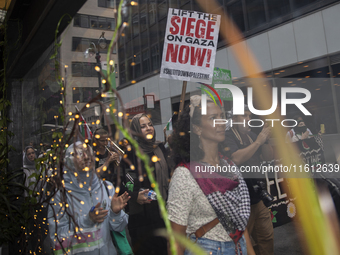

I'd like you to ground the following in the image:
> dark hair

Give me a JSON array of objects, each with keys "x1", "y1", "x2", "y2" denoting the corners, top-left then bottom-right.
[{"x1": 171, "y1": 100, "x2": 226, "y2": 166}]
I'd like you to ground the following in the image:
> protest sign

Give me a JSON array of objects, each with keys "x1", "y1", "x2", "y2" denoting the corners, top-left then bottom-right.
[
  {"x1": 201, "y1": 67, "x2": 233, "y2": 101},
  {"x1": 160, "y1": 8, "x2": 221, "y2": 84}
]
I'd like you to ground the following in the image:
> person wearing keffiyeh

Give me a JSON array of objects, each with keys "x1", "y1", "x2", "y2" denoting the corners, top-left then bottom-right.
[{"x1": 167, "y1": 95, "x2": 254, "y2": 255}]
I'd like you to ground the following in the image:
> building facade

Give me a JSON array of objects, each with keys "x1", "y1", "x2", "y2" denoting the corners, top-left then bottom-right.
[{"x1": 117, "y1": 0, "x2": 340, "y2": 163}]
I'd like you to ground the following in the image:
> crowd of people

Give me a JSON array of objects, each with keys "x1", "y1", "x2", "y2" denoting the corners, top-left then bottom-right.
[{"x1": 22, "y1": 95, "x2": 323, "y2": 255}]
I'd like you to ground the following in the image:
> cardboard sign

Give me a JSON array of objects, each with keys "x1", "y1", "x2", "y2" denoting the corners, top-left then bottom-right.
[{"x1": 160, "y1": 8, "x2": 221, "y2": 84}]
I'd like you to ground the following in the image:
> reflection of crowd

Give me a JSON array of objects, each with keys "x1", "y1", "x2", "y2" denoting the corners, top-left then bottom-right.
[{"x1": 26, "y1": 95, "x2": 333, "y2": 255}]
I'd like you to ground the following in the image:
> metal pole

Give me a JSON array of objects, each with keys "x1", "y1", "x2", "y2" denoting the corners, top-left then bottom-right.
[{"x1": 96, "y1": 51, "x2": 102, "y2": 93}]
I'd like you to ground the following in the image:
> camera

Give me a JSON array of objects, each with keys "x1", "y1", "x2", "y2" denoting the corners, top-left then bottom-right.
[{"x1": 253, "y1": 181, "x2": 274, "y2": 207}]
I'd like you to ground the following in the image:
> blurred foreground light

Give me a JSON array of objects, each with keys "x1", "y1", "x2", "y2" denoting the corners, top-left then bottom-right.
[{"x1": 95, "y1": 66, "x2": 100, "y2": 72}]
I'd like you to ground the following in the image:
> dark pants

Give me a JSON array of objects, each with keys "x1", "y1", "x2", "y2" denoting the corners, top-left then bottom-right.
[
  {"x1": 247, "y1": 200, "x2": 274, "y2": 255},
  {"x1": 128, "y1": 215, "x2": 167, "y2": 255}
]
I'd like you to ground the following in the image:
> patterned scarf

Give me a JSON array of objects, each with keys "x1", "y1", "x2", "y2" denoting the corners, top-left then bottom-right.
[{"x1": 180, "y1": 156, "x2": 250, "y2": 245}]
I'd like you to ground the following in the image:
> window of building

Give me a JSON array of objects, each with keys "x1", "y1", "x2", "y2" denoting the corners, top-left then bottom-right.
[
  {"x1": 132, "y1": 14, "x2": 139, "y2": 37},
  {"x1": 90, "y1": 16, "x2": 98, "y2": 29},
  {"x1": 98, "y1": 0, "x2": 115, "y2": 8},
  {"x1": 227, "y1": 0, "x2": 245, "y2": 32},
  {"x1": 127, "y1": 58, "x2": 133, "y2": 81},
  {"x1": 73, "y1": 87, "x2": 99, "y2": 103},
  {"x1": 245, "y1": 0, "x2": 266, "y2": 30},
  {"x1": 142, "y1": 50, "x2": 150, "y2": 74},
  {"x1": 280, "y1": 66, "x2": 337, "y2": 134},
  {"x1": 149, "y1": 0, "x2": 157, "y2": 25},
  {"x1": 293, "y1": 0, "x2": 318, "y2": 10},
  {"x1": 158, "y1": 0, "x2": 168, "y2": 19},
  {"x1": 135, "y1": 54, "x2": 141, "y2": 78},
  {"x1": 72, "y1": 37, "x2": 112, "y2": 54},
  {"x1": 268, "y1": 0, "x2": 290, "y2": 21},
  {"x1": 72, "y1": 62, "x2": 98, "y2": 77},
  {"x1": 151, "y1": 44, "x2": 160, "y2": 71},
  {"x1": 98, "y1": 17, "x2": 107, "y2": 29},
  {"x1": 140, "y1": 5, "x2": 148, "y2": 32},
  {"x1": 169, "y1": 0, "x2": 178, "y2": 9},
  {"x1": 73, "y1": 14, "x2": 115, "y2": 31},
  {"x1": 133, "y1": 36, "x2": 140, "y2": 55},
  {"x1": 141, "y1": 30, "x2": 148, "y2": 51}
]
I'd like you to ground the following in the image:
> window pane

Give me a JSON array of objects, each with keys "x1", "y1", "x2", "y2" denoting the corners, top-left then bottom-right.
[
  {"x1": 158, "y1": 0, "x2": 167, "y2": 19},
  {"x1": 132, "y1": 14, "x2": 139, "y2": 36},
  {"x1": 180, "y1": 0, "x2": 189, "y2": 6},
  {"x1": 120, "y1": 71, "x2": 126, "y2": 84},
  {"x1": 119, "y1": 46, "x2": 125, "y2": 60},
  {"x1": 80, "y1": 15, "x2": 89, "y2": 28},
  {"x1": 181, "y1": 2, "x2": 191, "y2": 10},
  {"x1": 72, "y1": 62, "x2": 82, "y2": 77},
  {"x1": 98, "y1": 0, "x2": 106, "y2": 7},
  {"x1": 151, "y1": 44, "x2": 160, "y2": 71},
  {"x1": 74, "y1": 14, "x2": 80, "y2": 27},
  {"x1": 268, "y1": 0, "x2": 290, "y2": 20},
  {"x1": 141, "y1": 30, "x2": 148, "y2": 51},
  {"x1": 72, "y1": 37, "x2": 81, "y2": 51},
  {"x1": 140, "y1": 6, "x2": 147, "y2": 31},
  {"x1": 281, "y1": 66, "x2": 337, "y2": 134},
  {"x1": 107, "y1": 0, "x2": 115, "y2": 8},
  {"x1": 90, "y1": 16, "x2": 98, "y2": 28},
  {"x1": 246, "y1": 0, "x2": 266, "y2": 30},
  {"x1": 135, "y1": 54, "x2": 141, "y2": 79},
  {"x1": 142, "y1": 50, "x2": 150, "y2": 74},
  {"x1": 158, "y1": 18, "x2": 167, "y2": 39},
  {"x1": 107, "y1": 18, "x2": 115, "y2": 30},
  {"x1": 73, "y1": 88, "x2": 81, "y2": 103},
  {"x1": 126, "y1": 40, "x2": 132, "y2": 58},
  {"x1": 83, "y1": 63, "x2": 92, "y2": 77},
  {"x1": 150, "y1": 24, "x2": 158, "y2": 43},
  {"x1": 227, "y1": 0, "x2": 245, "y2": 32},
  {"x1": 169, "y1": 0, "x2": 178, "y2": 9},
  {"x1": 293, "y1": 0, "x2": 317, "y2": 10},
  {"x1": 81, "y1": 38, "x2": 90, "y2": 52},
  {"x1": 98, "y1": 17, "x2": 107, "y2": 29},
  {"x1": 127, "y1": 58, "x2": 133, "y2": 81},
  {"x1": 91, "y1": 63, "x2": 98, "y2": 77},
  {"x1": 149, "y1": 0, "x2": 157, "y2": 25},
  {"x1": 133, "y1": 36, "x2": 140, "y2": 54}
]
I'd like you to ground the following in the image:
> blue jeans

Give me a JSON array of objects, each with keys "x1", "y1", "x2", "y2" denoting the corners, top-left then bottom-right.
[{"x1": 184, "y1": 235, "x2": 247, "y2": 255}]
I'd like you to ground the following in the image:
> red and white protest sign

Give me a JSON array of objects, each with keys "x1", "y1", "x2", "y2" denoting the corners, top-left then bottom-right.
[{"x1": 160, "y1": 8, "x2": 221, "y2": 84}]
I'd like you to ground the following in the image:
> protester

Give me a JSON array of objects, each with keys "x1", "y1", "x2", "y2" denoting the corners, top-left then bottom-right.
[
  {"x1": 23, "y1": 146, "x2": 39, "y2": 197},
  {"x1": 92, "y1": 128, "x2": 121, "y2": 184},
  {"x1": 48, "y1": 141, "x2": 129, "y2": 255},
  {"x1": 92, "y1": 128, "x2": 133, "y2": 255},
  {"x1": 224, "y1": 105, "x2": 274, "y2": 255},
  {"x1": 168, "y1": 95, "x2": 254, "y2": 255},
  {"x1": 286, "y1": 115, "x2": 313, "y2": 142},
  {"x1": 122, "y1": 113, "x2": 169, "y2": 255}
]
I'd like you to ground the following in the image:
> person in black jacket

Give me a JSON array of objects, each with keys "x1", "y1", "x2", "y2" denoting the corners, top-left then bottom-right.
[{"x1": 122, "y1": 113, "x2": 169, "y2": 255}]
